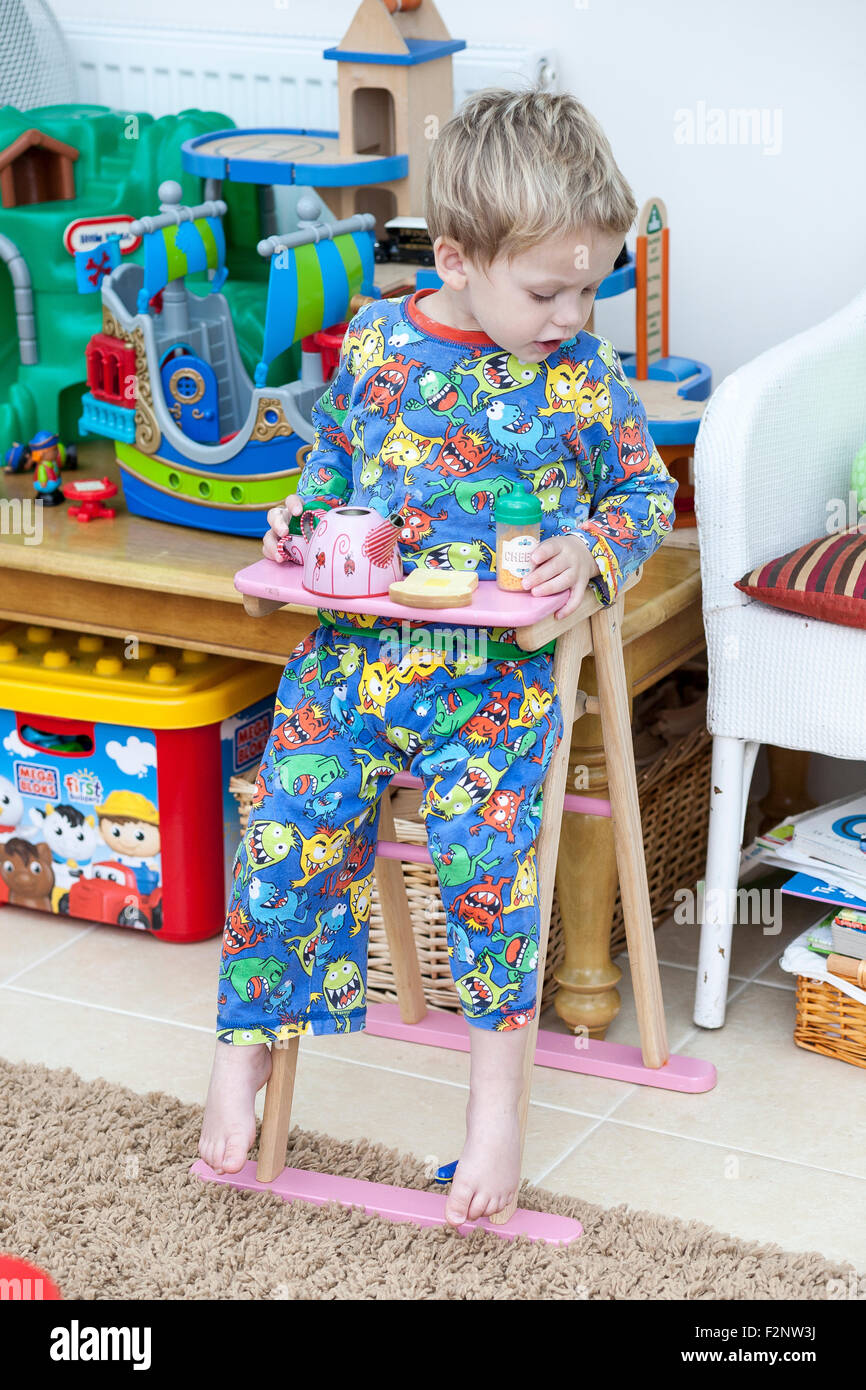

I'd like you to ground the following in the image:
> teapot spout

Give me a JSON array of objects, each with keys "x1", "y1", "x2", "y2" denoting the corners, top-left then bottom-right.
[{"x1": 363, "y1": 512, "x2": 404, "y2": 568}]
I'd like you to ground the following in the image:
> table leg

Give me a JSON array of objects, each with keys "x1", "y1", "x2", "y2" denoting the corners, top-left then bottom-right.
[{"x1": 552, "y1": 644, "x2": 635, "y2": 1039}]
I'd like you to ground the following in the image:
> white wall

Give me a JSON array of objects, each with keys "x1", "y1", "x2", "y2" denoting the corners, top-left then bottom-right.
[{"x1": 49, "y1": 0, "x2": 866, "y2": 381}]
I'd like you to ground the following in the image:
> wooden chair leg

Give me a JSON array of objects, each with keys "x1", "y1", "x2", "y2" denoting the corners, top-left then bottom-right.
[
  {"x1": 377, "y1": 790, "x2": 427, "y2": 1024},
  {"x1": 256, "y1": 1037, "x2": 299, "y2": 1183},
  {"x1": 590, "y1": 597, "x2": 668, "y2": 1069},
  {"x1": 490, "y1": 619, "x2": 587, "y2": 1224},
  {"x1": 256, "y1": 787, "x2": 426, "y2": 1185}
]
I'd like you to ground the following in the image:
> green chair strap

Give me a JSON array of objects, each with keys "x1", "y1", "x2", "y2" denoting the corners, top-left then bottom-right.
[{"x1": 317, "y1": 612, "x2": 555, "y2": 662}]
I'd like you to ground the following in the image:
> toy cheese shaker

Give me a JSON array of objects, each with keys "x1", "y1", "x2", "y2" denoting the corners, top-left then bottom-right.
[{"x1": 494, "y1": 491, "x2": 542, "y2": 590}]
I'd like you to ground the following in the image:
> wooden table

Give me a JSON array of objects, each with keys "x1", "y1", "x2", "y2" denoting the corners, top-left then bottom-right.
[
  {"x1": 0, "y1": 441, "x2": 315, "y2": 664},
  {"x1": 0, "y1": 442, "x2": 704, "y2": 1038}
]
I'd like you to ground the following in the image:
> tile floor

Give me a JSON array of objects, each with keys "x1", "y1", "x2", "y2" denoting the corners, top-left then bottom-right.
[{"x1": 1, "y1": 875, "x2": 863, "y2": 1271}]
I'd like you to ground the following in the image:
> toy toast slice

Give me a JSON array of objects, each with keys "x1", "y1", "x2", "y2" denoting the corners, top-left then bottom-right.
[{"x1": 389, "y1": 569, "x2": 479, "y2": 608}]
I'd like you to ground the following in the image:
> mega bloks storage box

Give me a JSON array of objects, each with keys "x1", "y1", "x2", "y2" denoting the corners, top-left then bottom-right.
[{"x1": 0, "y1": 624, "x2": 279, "y2": 942}]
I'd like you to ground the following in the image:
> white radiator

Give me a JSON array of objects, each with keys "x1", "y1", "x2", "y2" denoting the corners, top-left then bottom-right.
[{"x1": 62, "y1": 20, "x2": 556, "y2": 129}]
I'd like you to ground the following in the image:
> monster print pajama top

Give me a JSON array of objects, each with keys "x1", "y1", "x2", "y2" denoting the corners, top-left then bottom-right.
[{"x1": 216, "y1": 289, "x2": 677, "y2": 1040}]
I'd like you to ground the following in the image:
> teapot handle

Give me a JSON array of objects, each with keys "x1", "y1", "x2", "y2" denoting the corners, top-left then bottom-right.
[{"x1": 299, "y1": 509, "x2": 319, "y2": 544}]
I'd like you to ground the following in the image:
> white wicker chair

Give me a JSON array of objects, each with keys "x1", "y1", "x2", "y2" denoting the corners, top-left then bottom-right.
[{"x1": 693, "y1": 289, "x2": 866, "y2": 1028}]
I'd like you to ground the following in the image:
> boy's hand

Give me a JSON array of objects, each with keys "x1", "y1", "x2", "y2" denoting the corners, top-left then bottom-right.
[
  {"x1": 263, "y1": 494, "x2": 305, "y2": 563},
  {"x1": 521, "y1": 533, "x2": 602, "y2": 620}
]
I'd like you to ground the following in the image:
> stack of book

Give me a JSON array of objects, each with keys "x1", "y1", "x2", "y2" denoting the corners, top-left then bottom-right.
[
  {"x1": 825, "y1": 908, "x2": 866, "y2": 989},
  {"x1": 752, "y1": 791, "x2": 866, "y2": 993}
]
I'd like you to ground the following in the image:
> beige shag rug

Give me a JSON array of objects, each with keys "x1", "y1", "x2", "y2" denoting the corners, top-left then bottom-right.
[{"x1": 0, "y1": 1057, "x2": 859, "y2": 1300}]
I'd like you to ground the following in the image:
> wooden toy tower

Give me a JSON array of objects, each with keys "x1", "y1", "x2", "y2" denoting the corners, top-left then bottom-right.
[{"x1": 320, "y1": 0, "x2": 465, "y2": 231}]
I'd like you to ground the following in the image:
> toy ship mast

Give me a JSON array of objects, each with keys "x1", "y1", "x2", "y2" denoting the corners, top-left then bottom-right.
[{"x1": 129, "y1": 179, "x2": 228, "y2": 328}]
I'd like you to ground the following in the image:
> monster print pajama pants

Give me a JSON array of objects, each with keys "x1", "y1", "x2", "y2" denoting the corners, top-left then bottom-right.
[{"x1": 216, "y1": 621, "x2": 563, "y2": 1042}]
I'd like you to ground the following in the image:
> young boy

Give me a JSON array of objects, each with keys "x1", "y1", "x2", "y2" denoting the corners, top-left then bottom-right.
[{"x1": 199, "y1": 87, "x2": 677, "y2": 1228}]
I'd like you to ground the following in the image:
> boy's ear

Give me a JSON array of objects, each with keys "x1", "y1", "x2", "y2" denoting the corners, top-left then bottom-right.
[{"x1": 433, "y1": 235, "x2": 469, "y2": 289}]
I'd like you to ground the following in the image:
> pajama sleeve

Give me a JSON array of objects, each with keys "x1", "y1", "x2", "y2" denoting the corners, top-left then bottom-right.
[
  {"x1": 557, "y1": 343, "x2": 678, "y2": 607},
  {"x1": 295, "y1": 315, "x2": 362, "y2": 506}
]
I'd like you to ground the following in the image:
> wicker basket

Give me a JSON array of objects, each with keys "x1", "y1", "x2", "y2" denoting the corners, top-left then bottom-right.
[
  {"x1": 229, "y1": 709, "x2": 712, "y2": 1016},
  {"x1": 794, "y1": 975, "x2": 866, "y2": 1070},
  {"x1": 607, "y1": 719, "x2": 711, "y2": 956}
]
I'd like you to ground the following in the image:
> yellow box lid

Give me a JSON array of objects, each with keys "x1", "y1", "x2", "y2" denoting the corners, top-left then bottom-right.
[{"x1": 0, "y1": 624, "x2": 280, "y2": 729}]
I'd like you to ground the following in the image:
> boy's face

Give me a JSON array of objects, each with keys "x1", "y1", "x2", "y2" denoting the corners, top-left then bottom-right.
[{"x1": 433, "y1": 226, "x2": 624, "y2": 362}]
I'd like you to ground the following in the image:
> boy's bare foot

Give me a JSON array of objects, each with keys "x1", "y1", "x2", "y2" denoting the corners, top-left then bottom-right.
[
  {"x1": 198, "y1": 1041, "x2": 272, "y2": 1175},
  {"x1": 444, "y1": 1090, "x2": 522, "y2": 1228},
  {"x1": 444, "y1": 1023, "x2": 528, "y2": 1227}
]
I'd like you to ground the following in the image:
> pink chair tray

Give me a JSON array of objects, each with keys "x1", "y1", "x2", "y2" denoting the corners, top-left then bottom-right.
[{"x1": 234, "y1": 557, "x2": 568, "y2": 627}]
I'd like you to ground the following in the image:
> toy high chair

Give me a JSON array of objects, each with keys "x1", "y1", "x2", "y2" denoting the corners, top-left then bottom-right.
[{"x1": 192, "y1": 549, "x2": 715, "y2": 1245}]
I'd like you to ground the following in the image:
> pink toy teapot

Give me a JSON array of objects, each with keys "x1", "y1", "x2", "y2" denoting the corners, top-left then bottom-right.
[{"x1": 278, "y1": 503, "x2": 404, "y2": 599}]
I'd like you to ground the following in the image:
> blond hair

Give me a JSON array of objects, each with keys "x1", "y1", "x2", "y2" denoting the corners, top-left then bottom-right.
[{"x1": 425, "y1": 87, "x2": 637, "y2": 265}]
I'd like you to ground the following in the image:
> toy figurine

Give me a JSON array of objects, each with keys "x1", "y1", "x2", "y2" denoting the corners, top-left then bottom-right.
[
  {"x1": 432, "y1": 1160, "x2": 458, "y2": 1186},
  {"x1": 3, "y1": 431, "x2": 78, "y2": 477},
  {"x1": 30, "y1": 432, "x2": 66, "y2": 507},
  {"x1": 3, "y1": 442, "x2": 28, "y2": 475}
]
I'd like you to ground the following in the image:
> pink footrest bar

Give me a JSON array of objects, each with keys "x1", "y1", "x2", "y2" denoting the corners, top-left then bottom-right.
[
  {"x1": 190, "y1": 1159, "x2": 583, "y2": 1244},
  {"x1": 377, "y1": 839, "x2": 431, "y2": 864},
  {"x1": 366, "y1": 1003, "x2": 716, "y2": 1092}
]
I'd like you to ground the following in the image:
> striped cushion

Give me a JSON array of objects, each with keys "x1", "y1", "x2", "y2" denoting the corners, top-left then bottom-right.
[{"x1": 735, "y1": 529, "x2": 866, "y2": 628}]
